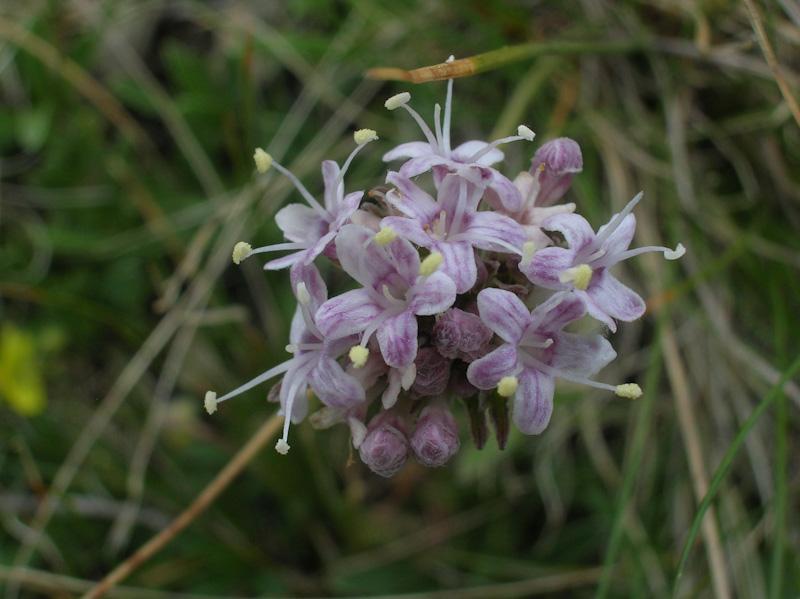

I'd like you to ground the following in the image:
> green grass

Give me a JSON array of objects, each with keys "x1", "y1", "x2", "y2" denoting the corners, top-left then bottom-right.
[{"x1": 1, "y1": 0, "x2": 799, "y2": 597}]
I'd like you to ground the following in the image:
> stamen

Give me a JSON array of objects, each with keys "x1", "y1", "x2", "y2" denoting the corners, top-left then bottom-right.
[
  {"x1": 419, "y1": 251, "x2": 444, "y2": 276},
  {"x1": 610, "y1": 242, "x2": 686, "y2": 265},
  {"x1": 401, "y1": 363, "x2": 417, "y2": 389},
  {"x1": 593, "y1": 191, "x2": 643, "y2": 248},
  {"x1": 253, "y1": 148, "x2": 272, "y2": 173},
  {"x1": 432, "y1": 210, "x2": 447, "y2": 238},
  {"x1": 520, "y1": 241, "x2": 536, "y2": 267},
  {"x1": 248, "y1": 242, "x2": 308, "y2": 255},
  {"x1": 271, "y1": 160, "x2": 329, "y2": 218},
  {"x1": 285, "y1": 344, "x2": 297, "y2": 353},
  {"x1": 354, "y1": 128, "x2": 378, "y2": 145},
  {"x1": 559, "y1": 264, "x2": 593, "y2": 290},
  {"x1": 385, "y1": 92, "x2": 411, "y2": 110},
  {"x1": 295, "y1": 282, "x2": 311, "y2": 305},
  {"x1": 232, "y1": 241, "x2": 252, "y2": 264},
  {"x1": 443, "y1": 63, "x2": 454, "y2": 154},
  {"x1": 204, "y1": 391, "x2": 217, "y2": 415},
  {"x1": 466, "y1": 129, "x2": 530, "y2": 163},
  {"x1": 349, "y1": 345, "x2": 369, "y2": 368},
  {"x1": 664, "y1": 243, "x2": 686, "y2": 260},
  {"x1": 517, "y1": 125, "x2": 536, "y2": 141},
  {"x1": 349, "y1": 417, "x2": 367, "y2": 448},
  {"x1": 214, "y1": 359, "x2": 292, "y2": 406},
  {"x1": 398, "y1": 104, "x2": 439, "y2": 148},
  {"x1": 275, "y1": 439, "x2": 290, "y2": 454},
  {"x1": 434, "y1": 103, "x2": 443, "y2": 149},
  {"x1": 497, "y1": 376, "x2": 518, "y2": 397},
  {"x1": 374, "y1": 226, "x2": 397, "y2": 246},
  {"x1": 615, "y1": 383, "x2": 642, "y2": 399}
]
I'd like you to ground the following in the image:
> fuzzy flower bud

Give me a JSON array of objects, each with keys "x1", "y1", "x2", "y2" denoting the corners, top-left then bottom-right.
[
  {"x1": 529, "y1": 137, "x2": 582, "y2": 206},
  {"x1": 433, "y1": 308, "x2": 493, "y2": 362},
  {"x1": 411, "y1": 347, "x2": 451, "y2": 397},
  {"x1": 359, "y1": 412, "x2": 409, "y2": 478},
  {"x1": 410, "y1": 404, "x2": 460, "y2": 468}
]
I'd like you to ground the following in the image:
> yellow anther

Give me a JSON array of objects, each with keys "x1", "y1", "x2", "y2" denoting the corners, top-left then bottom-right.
[
  {"x1": 253, "y1": 148, "x2": 273, "y2": 173},
  {"x1": 354, "y1": 128, "x2": 378, "y2": 145},
  {"x1": 204, "y1": 391, "x2": 218, "y2": 415},
  {"x1": 497, "y1": 376, "x2": 519, "y2": 398},
  {"x1": 517, "y1": 125, "x2": 535, "y2": 141},
  {"x1": 349, "y1": 345, "x2": 369, "y2": 368},
  {"x1": 374, "y1": 226, "x2": 397, "y2": 246},
  {"x1": 385, "y1": 92, "x2": 411, "y2": 110},
  {"x1": 232, "y1": 241, "x2": 252, "y2": 265},
  {"x1": 419, "y1": 251, "x2": 443, "y2": 276},
  {"x1": 520, "y1": 241, "x2": 536, "y2": 267},
  {"x1": 615, "y1": 383, "x2": 642, "y2": 400},
  {"x1": 275, "y1": 439, "x2": 290, "y2": 454},
  {"x1": 560, "y1": 263, "x2": 593, "y2": 290}
]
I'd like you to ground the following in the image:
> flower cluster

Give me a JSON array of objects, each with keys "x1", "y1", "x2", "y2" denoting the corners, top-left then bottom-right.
[{"x1": 205, "y1": 75, "x2": 684, "y2": 477}]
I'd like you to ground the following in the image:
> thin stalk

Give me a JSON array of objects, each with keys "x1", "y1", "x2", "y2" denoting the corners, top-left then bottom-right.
[{"x1": 672, "y1": 353, "x2": 800, "y2": 597}]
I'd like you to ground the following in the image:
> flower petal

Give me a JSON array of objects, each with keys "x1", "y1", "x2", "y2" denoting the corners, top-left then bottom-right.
[
  {"x1": 383, "y1": 141, "x2": 435, "y2": 162},
  {"x1": 551, "y1": 332, "x2": 616, "y2": 378},
  {"x1": 465, "y1": 211, "x2": 527, "y2": 252},
  {"x1": 335, "y1": 224, "x2": 394, "y2": 288},
  {"x1": 433, "y1": 241, "x2": 477, "y2": 294},
  {"x1": 476, "y1": 287, "x2": 531, "y2": 343},
  {"x1": 385, "y1": 172, "x2": 438, "y2": 220},
  {"x1": 599, "y1": 213, "x2": 636, "y2": 258},
  {"x1": 483, "y1": 170, "x2": 523, "y2": 213},
  {"x1": 332, "y1": 191, "x2": 363, "y2": 226},
  {"x1": 377, "y1": 311, "x2": 418, "y2": 368},
  {"x1": 586, "y1": 270, "x2": 646, "y2": 326},
  {"x1": 513, "y1": 368, "x2": 555, "y2": 435},
  {"x1": 542, "y1": 213, "x2": 595, "y2": 251},
  {"x1": 264, "y1": 250, "x2": 306, "y2": 271},
  {"x1": 520, "y1": 246, "x2": 575, "y2": 289},
  {"x1": 290, "y1": 262, "x2": 327, "y2": 311},
  {"x1": 386, "y1": 236, "x2": 421, "y2": 286},
  {"x1": 452, "y1": 140, "x2": 504, "y2": 166},
  {"x1": 303, "y1": 231, "x2": 337, "y2": 265},
  {"x1": 321, "y1": 160, "x2": 342, "y2": 211},
  {"x1": 398, "y1": 155, "x2": 449, "y2": 178},
  {"x1": 316, "y1": 288, "x2": 384, "y2": 339},
  {"x1": 275, "y1": 203, "x2": 327, "y2": 243},
  {"x1": 408, "y1": 271, "x2": 457, "y2": 315},
  {"x1": 466, "y1": 343, "x2": 519, "y2": 389},
  {"x1": 310, "y1": 356, "x2": 365, "y2": 409},
  {"x1": 381, "y1": 216, "x2": 431, "y2": 247},
  {"x1": 529, "y1": 291, "x2": 586, "y2": 334}
]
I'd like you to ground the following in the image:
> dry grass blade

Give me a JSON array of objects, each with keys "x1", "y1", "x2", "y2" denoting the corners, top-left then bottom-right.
[
  {"x1": 743, "y1": 0, "x2": 800, "y2": 129},
  {"x1": 82, "y1": 413, "x2": 283, "y2": 599}
]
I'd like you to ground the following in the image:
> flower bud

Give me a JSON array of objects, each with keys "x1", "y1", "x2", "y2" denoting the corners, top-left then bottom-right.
[
  {"x1": 411, "y1": 347, "x2": 451, "y2": 397},
  {"x1": 433, "y1": 308, "x2": 493, "y2": 363},
  {"x1": 358, "y1": 412, "x2": 409, "y2": 478},
  {"x1": 529, "y1": 137, "x2": 582, "y2": 206},
  {"x1": 411, "y1": 404, "x2": 460, "y2": 468}
]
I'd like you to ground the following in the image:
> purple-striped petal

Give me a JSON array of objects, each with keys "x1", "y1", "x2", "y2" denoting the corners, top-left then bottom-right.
[
  {"x1": 550, "y1": 332, "x2": 616, "y2": 378},
  {"x1": 542, "y1": 213, "x2": 595, "y2": 251},
  {"x1": 451, "y1": 140, "x2": 504, "y2": 166},
  {"x1": 598, "y1": 213, "x2": 636, "y2": 259},
  {"x1": 333, "y1": 191, "x2": 363, "y2": 225},
  {"x1": 321, "y1": 160, "x2": 342, "y2": 211},
  {"x1": 386, "y1": 236, "x2": 421, "y2": 286},
  {"x1": 385, "y1": 172, "x2": 438, "y2": 220},
  {"x1": 483, "y1": 170, "x2": 523, "y2": 213},
  {"x1": 290, "y1": 262, "x2": 327, "y2": 311},
  {"x1": 465, "y1": 211, "x2": 527, "y2": 252},
  {"x1": 275, "y1": 203, "x2": 327, "y2": 244},
  {"x1": 408, "y1": 271, "x2": 457, "y2": 315},
  {"x1": 377, "y1": 311, "x2": 418, "y2": 368},
  {"x1": 520, "y1": 246, "x2": 575, "y2": 289},
  {"x1": 316, "y1": 288, "x2": 384, "y2": 339},
  {"x1": 513, "y1": 368, "x2": 555, "y2": 435},
  {"x1": 335, "y1": 224, "x2": 394, "y2": 289},
  {"x1": 303, "y1": 230, "x2": 337, "y2": 265},
  {"x1": 466, "y1": 343, "x2": 519, "y2": 389},
  {"x1": 398, "y1": 155, "x2": 449, "y2": 178},
  {"x1": 383, "y1": 141, "x2": 435, "y2": 162},
  {"x1": 586, "y1": 270, "x2": 646, "y2": 325},
  {"x1": 433, "y1": 241, "x2": 477, "y2": 294},
  {"x1": 310, "y1": 356, "x2": 365, "y2": 408},
  {"x1": 381, "y1": 216, "x2": 431, "y2": 247},
  {"x1": 476, "y1": 287, "x2": 531, "y2": 343},
  {"x1": 530, "y1": 292, "x2": 586, "y2": 334}
]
